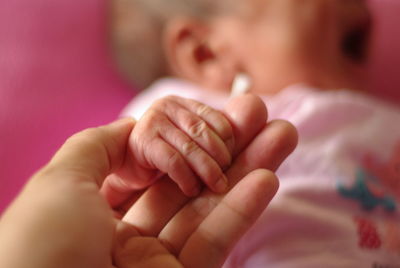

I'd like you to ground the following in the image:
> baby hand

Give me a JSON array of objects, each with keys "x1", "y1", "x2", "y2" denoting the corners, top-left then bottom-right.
[{"x1": 122, "y1": 96, "x2": 234, "y2": 196}]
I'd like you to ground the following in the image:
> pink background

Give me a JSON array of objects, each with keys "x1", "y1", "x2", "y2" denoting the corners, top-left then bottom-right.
[
  {"x1": 1, "y1": 0, "x2": 399, "y2": 213},
  {"x1": 0, "y1": 0, "x2": 135, "y2": 212}
]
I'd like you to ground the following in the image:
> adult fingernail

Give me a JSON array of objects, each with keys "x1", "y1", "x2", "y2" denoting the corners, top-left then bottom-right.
[{"x1": 215, "y1": 174, "x2": 229, "y2": 193}]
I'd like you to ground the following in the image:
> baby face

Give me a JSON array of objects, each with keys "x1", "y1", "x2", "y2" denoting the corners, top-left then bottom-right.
[{"x1": 212, "y1": 0, "x2": 371, "y2": 94}]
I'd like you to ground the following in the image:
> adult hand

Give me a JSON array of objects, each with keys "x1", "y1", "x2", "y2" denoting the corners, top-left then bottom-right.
[{"x1": 0, "y1": 94, "x2": 297, "y2": 268}]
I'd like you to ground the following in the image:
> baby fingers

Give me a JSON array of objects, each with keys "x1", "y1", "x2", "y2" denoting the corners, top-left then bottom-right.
[
  {"x1": 159, "y1": 123, "x2": 229, "y2": 194},
  {"x1": 153, "y1": 96, "x2": 235, "y2": 162},
  {"x1": 131, "y1": 96, "x2": 234, "y2": 195}
]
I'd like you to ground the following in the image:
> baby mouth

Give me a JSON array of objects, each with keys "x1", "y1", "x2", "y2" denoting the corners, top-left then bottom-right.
[{"x1": 341, "y1": 14, "x2": 372, "y2": 64}]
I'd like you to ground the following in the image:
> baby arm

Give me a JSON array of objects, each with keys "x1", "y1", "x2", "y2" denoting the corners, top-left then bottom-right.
[{"x1": 113, "y1": 95, "x2": 234, "y2": 197}]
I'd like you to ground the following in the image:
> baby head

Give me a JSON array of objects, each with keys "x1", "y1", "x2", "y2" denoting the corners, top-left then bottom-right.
[{"x1": 110, "y1": 0, "x2": 371, "y2": 94}]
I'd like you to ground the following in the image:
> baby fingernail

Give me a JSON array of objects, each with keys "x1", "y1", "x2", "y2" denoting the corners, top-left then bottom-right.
[
  {"x1": 226, "y1": 137, "x2": 235, "y2": 155},
  {"x1": 189, "y1": 185, "x2": 201, "y2": 197},
  {"x1": 215, "y1": 174, "x2": 229, "y2": 193}
]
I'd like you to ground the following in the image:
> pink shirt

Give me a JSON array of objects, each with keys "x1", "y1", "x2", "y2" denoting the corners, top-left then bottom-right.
[{"x1": 123, "y1": 79, "x2": 400, "y2": 267}]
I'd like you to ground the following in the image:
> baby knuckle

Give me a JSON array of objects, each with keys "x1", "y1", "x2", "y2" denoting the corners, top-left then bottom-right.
[
  {"x1": 153, "y1": 95, "x2": 179, "y2": 109},
  {"x1": 164, "y1": 95, "x2": 181, "y2": 102},
  {"x1": 182, "y1": 140, "x2": 201, "y2": 157},
  {"x1": 133, "y1": 132, "x2": 148, "y2": 150},
  {"x1": 198, "y1": 107, "x2": 232, "y2": 141},
  {"x1": 186, "y1": 119, "x2": 208, "y2": 139},
  {"x1": 138, "y1": 112, "x2": 154, "y2": 128},
  {"x1": 166, "y1": 151, "x2": 183, "y2": 170},
  {"x1": 196, "y1": 104, "x2": 213, "y2": 117},
  {"x1": 152, "y1": 97, "x2": 170, "y2": 110},
  {"x1": 140, "y1": 110, "x2": 165, "y2": 129},
  {"x1": 151, "y1": 99, "x2": 166, "y2": 110}
]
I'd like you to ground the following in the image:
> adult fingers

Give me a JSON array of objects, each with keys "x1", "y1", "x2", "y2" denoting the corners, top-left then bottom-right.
[
  {"x1": 103, "y1": 114, "x2": 203, "y2": 205},
  {"x1": 100, "y1": 152, "x2": 159, "y2": 209},
  {"x1": 155, "y1": 123, "x2": 228, "y2": 194},
  {"x1": 102, "y1": 135, "x2": 201, "y2": 207},
  {"x1": 121, "y1": 94, "x2": 268, "y2": 236},
  {"x1": 227, "y1": 120, "x2": 298, "y2": 184},
  {"x1": 101, "y1": 173, "x2": 145, "y2": 212},
  {"x1": 113, "y1": 221, "x2": 182, "y2": 268},
  {"x1": 157, "y1": 120, "x2": 298, "y2": 254},
  {"x1": 223, "y1": 94, "x2": 268, "y2": 156},
  {"x1": 39, "y1": 118, "x2": 135, "y2": 187},
  {"x1": 152, "y1": 94, "x2": 268, "y2": 193},
  {"x1": 104, "y1": 94, "x2": 268, "y2": 208},
  {"x1": 125, "y1": 99, "x2": 233, "y2": 195},
  {"x1": 122, "y1": 176, "x2": 188, "y2": 236},
  {"x1": 179, "y1": 170, "x2": 279, "y2": 268}
]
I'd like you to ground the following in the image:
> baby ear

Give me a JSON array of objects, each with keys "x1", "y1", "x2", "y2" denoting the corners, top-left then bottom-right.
[{"x1": 163, "y1": 18, "x2": 236, "y2": 91}]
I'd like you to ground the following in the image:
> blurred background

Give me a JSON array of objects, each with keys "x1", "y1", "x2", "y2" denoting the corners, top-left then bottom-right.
[{"x1": 0, "y1": 0, "x2": 399, "y2": 213}]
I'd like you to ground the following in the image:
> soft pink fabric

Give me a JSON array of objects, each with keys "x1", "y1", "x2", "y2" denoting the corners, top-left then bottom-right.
[
  {"x1": 0, "y1": 0, "x2": 399, "y2": 214},
  {"x1": 224, "y1": 86, "x2": 400, "y2": 267},
  {"x1": 0, "y1": 1, "x2": 135, "y2": 212},
  {"x1": 123, "y1": 78, "x2": 400, "y2": 267}
]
